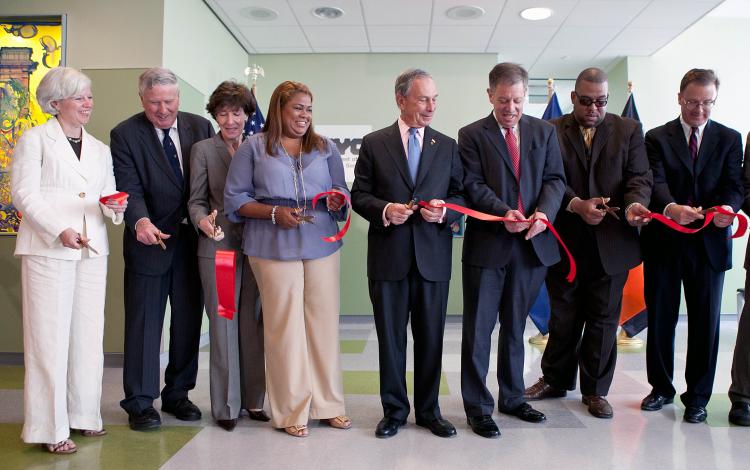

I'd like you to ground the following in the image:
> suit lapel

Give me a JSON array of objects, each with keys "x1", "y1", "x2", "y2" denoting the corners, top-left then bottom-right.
[
  {"x1": 177, "y1": 114, "x2": 194, "y2": 187},
  {"x1": 666, "y1": 118, "x2": 694, "y2": 175},
  {"x1": 695, "y1": 121, "x2": 717, "y2": 176},
  {"x1": 482, "y1": 113, "x2": 515, "y2": 175},
  {"x1": 561, "y1": 115, "x2": 588, "y2": 170},
  {"x1": 213, "y1": 134, "x2": 232, "y2": 170},
  {"x1": 589, "y1": 117, "x2": 612, "y2": 169},
  {"x1": 46, "y1": 119, "x2": 87, "y2": 180},
  {"x1": 415, "y1": 127, "x2": 437, "y2": 187},
  {"x1": 383, "y1": 122, "x2": 413, "y2": 189},
  {"x1": 138, "y1": 115, "x2": 182, "y2": 189}
]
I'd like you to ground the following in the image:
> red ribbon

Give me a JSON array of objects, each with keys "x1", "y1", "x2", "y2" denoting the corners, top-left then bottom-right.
[
  {"x1": 215, "y1": 249, "x2": 236, "y2": 320},
  {"x1": 645, "y1": 206, "x2": 747, "y2": 239},
  {"x1": 312, "y1": 190, "x2": 351, "y2": 242},
  {"x1": 99, "y1": 191, "x2": 129, "y2": 205},
  {"x1": 419, "y1": 201, "x2": 577, "y2": 282}
]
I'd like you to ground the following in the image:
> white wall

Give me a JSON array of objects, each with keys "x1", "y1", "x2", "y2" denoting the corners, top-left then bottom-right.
[
  {"x1": 628, "y1": 16, "x2": 750, "y2": 314},
  {"x1": 163, "y1": 0, "x2": 248, "y2": 101}
]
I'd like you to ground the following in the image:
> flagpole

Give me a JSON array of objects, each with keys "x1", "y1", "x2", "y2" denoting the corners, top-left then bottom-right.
[
  {"x1": 547, "y1": 78, "x2": 555, "y2": 103},
  {"x1": 627, "y1": 80, "x2": 633, "y2": 97},
  {"x1": 244, "y1": 63, "x2": 265, "y2": 96}
]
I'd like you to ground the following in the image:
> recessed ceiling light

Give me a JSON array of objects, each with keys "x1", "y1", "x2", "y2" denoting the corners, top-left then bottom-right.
[
  {"x1": 240, "y1": 6, "x2": 279, "y2": 21},
  {"x1": 520, "y1": 7, "x2": 553, "y2": 21},
  {"x1": 446, "y1": 5, "x2": 486, "y2": 20},
  {"x1": 312, "y1": 6, "x2": 345, "y2": 20}
]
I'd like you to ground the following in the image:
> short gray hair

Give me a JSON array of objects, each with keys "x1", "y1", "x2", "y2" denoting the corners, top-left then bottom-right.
[
  {"x1": 36, "y1": 67, "x2": 92, "y2": 115},
  {"x1": 395, "y1": 68, "x2": 432, "y2": 97},
  {"x1": 138, "y1": 67, "x2": 178, "y2": 96}
]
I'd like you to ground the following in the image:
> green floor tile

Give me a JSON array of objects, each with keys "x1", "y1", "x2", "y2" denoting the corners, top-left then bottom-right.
[
  {"x1": 339, "y1": 339, "x2": 367, "y2": 354},
  {"x1": 343, "y1": 370, "x2": 450, "y2": 395},
  {"x1": 0, "y1": 366, "x2": 24, "y2": 389},
  {"x1": 0, "y1": 423, "x2": 201, "y2": 470}
]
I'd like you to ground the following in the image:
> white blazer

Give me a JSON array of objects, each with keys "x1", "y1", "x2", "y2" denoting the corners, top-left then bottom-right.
[{"x1": 12, "y1": 118, "x2": 123, "y2": 260}]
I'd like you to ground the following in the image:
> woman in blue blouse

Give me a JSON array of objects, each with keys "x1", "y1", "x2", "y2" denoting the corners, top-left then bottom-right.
[{"x1": 225, "y1": 81, "x2": 350, "y2": 437}]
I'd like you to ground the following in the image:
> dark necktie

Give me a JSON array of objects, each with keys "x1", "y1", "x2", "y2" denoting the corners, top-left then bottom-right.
[
  {"x1": 504, "y1": 127, "x2": 523, "y2": 212},
  {"x1": 161, "y1": 128, "x2": 183, "y2": 185},
  {"x1": 407, "y1": 127, "x2": 421, "y2": 183},
  {"x1": 689, "y1": 126, "x2": 699, "y2": 161}
]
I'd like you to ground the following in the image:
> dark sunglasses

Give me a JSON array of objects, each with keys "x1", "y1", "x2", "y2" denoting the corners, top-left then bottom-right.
[{"x1": 575, "y1": 94, "x2": 608, "y2": 108}]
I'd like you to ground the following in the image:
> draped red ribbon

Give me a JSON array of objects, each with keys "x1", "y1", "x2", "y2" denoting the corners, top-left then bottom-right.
[
  {"x1": 99, "y1": 191, "x2": 129, "y2": 205},
  {"x1": 312, "y1": 190, "x2": 351, "y2": 242},
  {"x1": 645, "y1": 206, "x2": 747, "y2": 239},
  {"x1": 215, "y1": 249, "x2": 236, "y2": 320},
  {"x1": 419, "y1": 201, "x2": 577, "y2": 282}
]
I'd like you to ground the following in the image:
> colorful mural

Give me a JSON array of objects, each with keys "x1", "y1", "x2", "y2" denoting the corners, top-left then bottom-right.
[{"x1": 0, "y1": 17, "x2": 63, "y2": 234}]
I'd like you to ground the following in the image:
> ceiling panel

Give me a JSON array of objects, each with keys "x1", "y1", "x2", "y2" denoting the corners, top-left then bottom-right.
[
  {"x1": 304, "y1": 26, "x2": 369, "y2": 47},
  {"x1": 564, "y1": 0, "x2": 649, "y2": 27},
  {"x1": 360, "y1": 0, "x2": 433, "y2": 25},
  {"x1": 431, "y1": 0, "x2": 507, "y2": 26},
  {"x1": 367, "y1": 26, "x2": 430, "y2": 47},
  {"x1": 288, "y1": 0, "x2": 365, "y2": 26},
  {"x1": 237, "y1": 25, "x2": 309, "y2": 49},
  {"x1": 429, "y1": 26, "x2": 494, "y2": 48}
]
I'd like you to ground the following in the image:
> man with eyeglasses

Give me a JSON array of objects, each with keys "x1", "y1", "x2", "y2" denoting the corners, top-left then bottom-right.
[
  {"x1": 640, "y1": 69, "x2": 742, "y2": 424},
  {"x1": 459, "y1": 63, "x2": 565, "y2": 438},
  {"x1": 524, "y1": 67, "x2": 652, "y2": 419}
]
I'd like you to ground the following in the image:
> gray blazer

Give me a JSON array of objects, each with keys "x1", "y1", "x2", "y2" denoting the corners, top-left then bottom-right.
[{"x1": 188, "y1": 134, "x2": 243, "y2": 258}]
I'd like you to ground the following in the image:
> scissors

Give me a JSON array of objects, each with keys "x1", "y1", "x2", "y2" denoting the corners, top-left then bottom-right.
[
  {"x1": 155, "y1": 231, "x2": 167, "y2": 250},
  {"x1": 405, "y1": 198, "x2": 419, "y2": 210},
  {"x1": 293, "y1": 207, "x2": 315, "y2": 224},
  {"x1": 597, "y1": 197, "x2": 621, "y2": 220},
  {"x1": 76, "y1": 233, "x2": 99, "y2": 255}
]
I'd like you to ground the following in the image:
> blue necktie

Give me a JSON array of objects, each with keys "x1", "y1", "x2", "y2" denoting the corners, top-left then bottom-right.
[
  {"x1": 161, "y1": 128, "x2": 183, "y2": 186},
  {"x1": 407, "y1": 127, "x2": 421, "y2": 183}
]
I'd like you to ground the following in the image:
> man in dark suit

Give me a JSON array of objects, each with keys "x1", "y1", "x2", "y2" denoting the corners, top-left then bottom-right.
[
  {"x1": 524, "y1": 67, "x2": 652, "y2": 419},
  {"x1": 640, "y1": 69, "x2": 742, "y2": 423},
  {"x1": 351, "y1": 69, "x2": 465, "y2": 439},
  {"x1": 111, "y1": 67, "x2": 214, "y2": 431},
  {"x1": 459, "y1": 62, "x2": 565, "y2": 438},
  {"x1": 728, "y1": 132, "x2": 750, "y2": 426}
]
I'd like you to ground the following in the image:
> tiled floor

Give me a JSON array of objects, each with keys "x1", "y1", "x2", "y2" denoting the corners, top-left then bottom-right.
[{"x1": 1, "y1": 317, "x2": 749, "y2": 469}]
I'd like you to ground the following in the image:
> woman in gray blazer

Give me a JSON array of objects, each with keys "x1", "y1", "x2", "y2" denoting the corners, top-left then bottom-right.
[{"x1": 188, "y1": 81, "x2": 268, "y2": 431}]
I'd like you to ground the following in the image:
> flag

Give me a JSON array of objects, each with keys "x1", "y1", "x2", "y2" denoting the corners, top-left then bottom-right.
[
  {"x1": 528, "y1": 91, "x2": 563, "y2": 335},
  {"x1": 620, "y1": 91, "x2": 648, "y2": 337},
  {"x1": 541, "y1": 92, "x2": 563, "y2": 121},
  {"x1": 244, "y1": 87, "x2": 265, "y2": 137}
]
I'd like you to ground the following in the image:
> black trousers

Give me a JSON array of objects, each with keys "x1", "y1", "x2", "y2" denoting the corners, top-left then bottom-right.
[
  {"x1": 644, "y1": 238, "x2": 724, "y2": 407},
  {"x1": 461, "y1": 238, "x2": 547, "y2": 416},
  {"x1": 121, "y1": 224, "x2": 204, "y2": 414},
  {"x1": 729, "y1": 272, "x2": 750, "y2": 404},
  {"x1": 369, "y1": 264, "x2": 449, "y2": 422},
  {"x1": 542, "y1": 247, "x2": 628, "y2": 397}
]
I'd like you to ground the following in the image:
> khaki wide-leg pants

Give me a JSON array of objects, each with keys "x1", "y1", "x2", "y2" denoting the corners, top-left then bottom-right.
[{"x1": 249, "y1": 251, "x2": 345, "y2": 428}]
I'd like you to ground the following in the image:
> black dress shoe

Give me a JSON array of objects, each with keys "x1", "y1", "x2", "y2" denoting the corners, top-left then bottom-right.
[
  {"x1": 375, "y1": 417, "x2": 405, "y2": 438},
  {"x1": 640, "y1": 393, "x2": 674, "y2": 411},
  {"x1": 728, "y1": 402, "x2": 750, "y2": 426},
  {"x1": 684, "y1": 405, "x2": 707, "y2": 423},
  {"x1": 162, "y1": 398, "x2": 202, "y2": 421},
  {"x1": 128, "y1": 407, "x2": 161, "y2": 431},
  {"x1": 582, "y1": 395, "x2": 613, "y2": 419},
  {"x1": 501, "y1": 403, "x2": 546, "y2": 423},
  {"x1": 467, "y1": 415, "x2": 500, "y2": 439},
  {"x1": 416, "y1": 417, "x2": 457, "y2": 438},
  {"x1": 217, "y1": 418, "x2": 237, "y2": 431},
  {"x1": 247, "y1": 410, "x2": 271, "y2": 422}
]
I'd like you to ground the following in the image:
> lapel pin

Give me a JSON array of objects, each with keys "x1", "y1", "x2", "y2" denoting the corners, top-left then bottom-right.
[{"x1": 430, "y1": 138, "x2": 436, "y2": 146}]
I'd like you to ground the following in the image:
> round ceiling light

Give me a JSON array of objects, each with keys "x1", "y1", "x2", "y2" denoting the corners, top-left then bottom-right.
[
  {"x1": 312, "y1": 6, "x2": 345, "y2": 20},
  {"x1": 240, "y1": 6, "x2": 279, "y2": 21},
  {"x1": 446, "y1": 5, "x2": 486, "y2": 20},
  {"x1": 520, "y1": 7, "x2": 553, "y2": 21}
]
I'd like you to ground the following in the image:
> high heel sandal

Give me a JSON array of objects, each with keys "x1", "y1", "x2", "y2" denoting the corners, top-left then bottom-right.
[
  {"x1": 284, "y1": 424, "x2": 309, "y2": 437},
  {"x1": 323, "y1": 415, "x2": 352, "y2": 429}
]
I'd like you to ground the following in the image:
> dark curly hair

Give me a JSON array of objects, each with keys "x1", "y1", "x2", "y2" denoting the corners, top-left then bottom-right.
[{"x1": 205, "y1": 81, "x2": 256, "y2": 119}]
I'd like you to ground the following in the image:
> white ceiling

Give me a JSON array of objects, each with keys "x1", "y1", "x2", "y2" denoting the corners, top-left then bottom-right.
[{"x1": 205, "y1": 0, "x2": 729, "y2": 77}]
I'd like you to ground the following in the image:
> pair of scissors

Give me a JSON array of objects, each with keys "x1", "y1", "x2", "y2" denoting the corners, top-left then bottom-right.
[
  {"x1": 597, "y1": 197, "x2": 621, "y2": 220},
  {"x1": 155, "y1": 231, "x2": 167, "y2": 250},
  {"x1": 76, "y1": 233, "x2": 99, "y2": 254}
]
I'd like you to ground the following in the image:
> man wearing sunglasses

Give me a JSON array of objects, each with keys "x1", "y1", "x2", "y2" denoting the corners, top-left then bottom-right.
[
  {"x1": 524, "y1": 67, "x2": 652, "y2": 419},
  {"x1": 640, "y1": 69, "x2": 742, "y2": 424}
]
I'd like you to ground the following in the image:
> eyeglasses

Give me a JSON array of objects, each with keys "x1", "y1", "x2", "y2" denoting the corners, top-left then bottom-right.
[
  {"x1": 682, "y1": 99, "x2": 716, "y2": 109},
  {"x1": 575, "y1": 94, "x2": 608, "y2": 108}
]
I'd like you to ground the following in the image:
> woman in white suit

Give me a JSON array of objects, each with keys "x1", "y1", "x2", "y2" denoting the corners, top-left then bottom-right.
[{"x1": 11, "y1": 67, "x2": 127, "y2": 454}]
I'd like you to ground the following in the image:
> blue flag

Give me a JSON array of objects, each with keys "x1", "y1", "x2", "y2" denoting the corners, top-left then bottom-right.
[
  {"x1": 620, "y1": 92, "x2": 647, "y2": 337},
  {"x1": 528, "y1": 92, "x2": 563, "y2": 335},
  {"x1": 541, "y1": 92, "x2": 563, "y2": 121},
  {"x1": 621, "y1": 93, "x2": 641, "y2": 121},
  {"x1": 244, "y1": 87, "x2": 265, "y2": 137}
]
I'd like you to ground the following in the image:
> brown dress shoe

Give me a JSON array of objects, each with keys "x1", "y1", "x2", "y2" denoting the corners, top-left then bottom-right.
[
  {"x1": 524, "y1": 377, "x2": 567, "y2": 401},
  {"x1": 582, "y1": 395, "x2": 613, "y2": 419}
]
